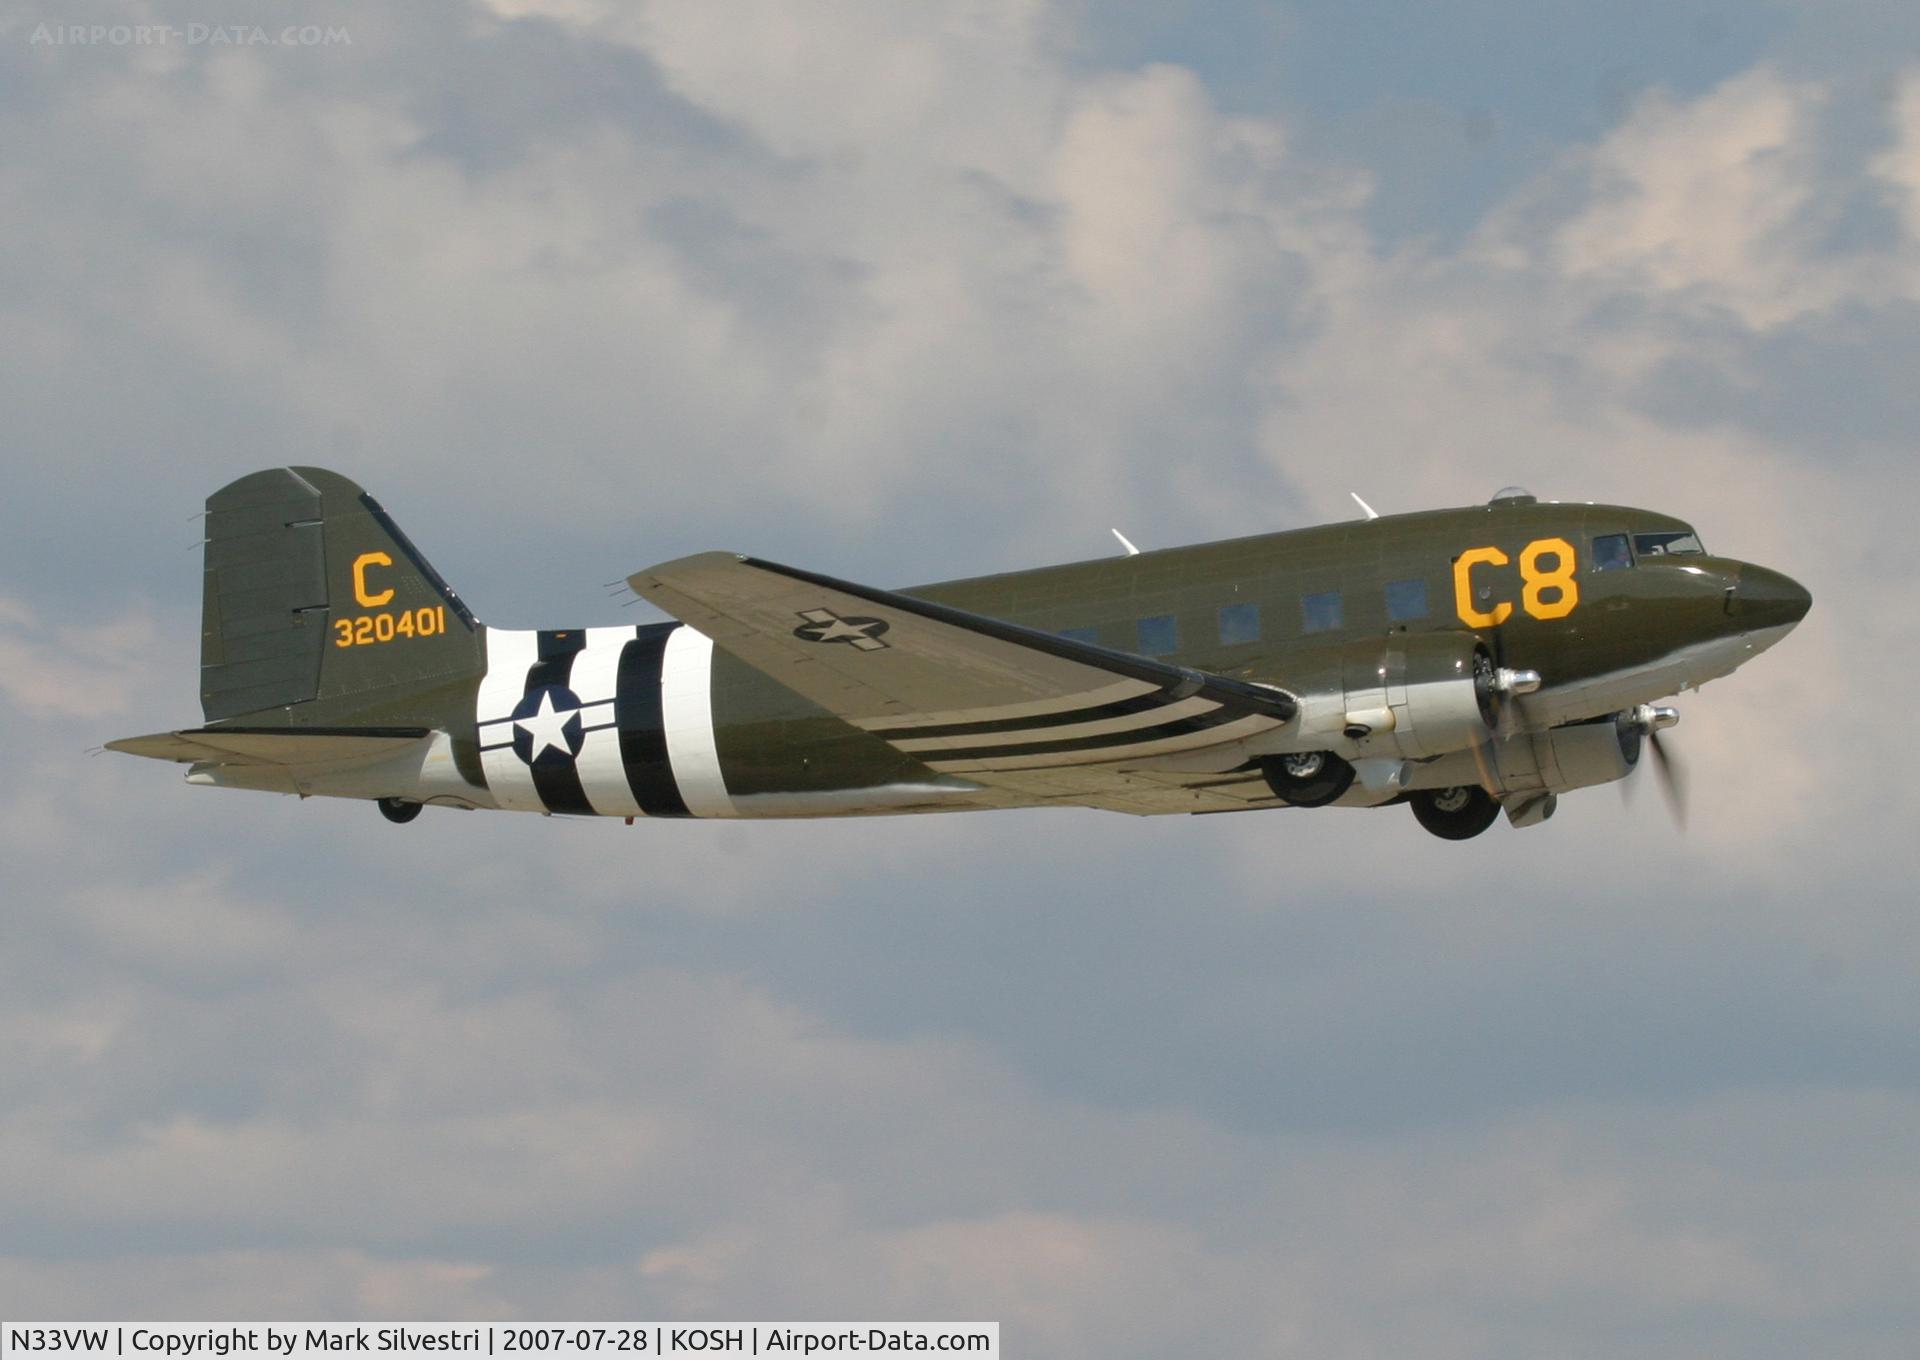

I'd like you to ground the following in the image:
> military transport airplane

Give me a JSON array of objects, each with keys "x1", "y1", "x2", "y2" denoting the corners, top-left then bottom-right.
[{"x1": 109, "y1": 467, "x2": 1810, "y2": 840}]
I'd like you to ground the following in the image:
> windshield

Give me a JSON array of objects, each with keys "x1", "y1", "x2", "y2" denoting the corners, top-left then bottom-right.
[
  {"x1": 1592, "y1": 533, "x2": 1631, "y2": 571},
  {"x1": 1634, "y1": 529, "x2": 1705, "y2": 557}
]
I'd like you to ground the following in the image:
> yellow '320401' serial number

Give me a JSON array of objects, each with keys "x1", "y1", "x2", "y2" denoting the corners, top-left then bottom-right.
[{"x1": 333, "y1": 605, "x2": 447, "y2": 648}]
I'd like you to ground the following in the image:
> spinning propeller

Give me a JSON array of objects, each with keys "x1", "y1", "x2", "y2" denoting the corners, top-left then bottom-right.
[{"x1": 1624, "y1": 704, "x2": 1687, "y2": 829}]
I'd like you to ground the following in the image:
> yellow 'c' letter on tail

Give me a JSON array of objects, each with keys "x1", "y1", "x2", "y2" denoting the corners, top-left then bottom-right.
[
  {"x1": 1453, "y1": 547, "x2": 1513, "y2": 628},
  {"x1": 352, "y1": 551, "x2": 395, "y2": 607}
]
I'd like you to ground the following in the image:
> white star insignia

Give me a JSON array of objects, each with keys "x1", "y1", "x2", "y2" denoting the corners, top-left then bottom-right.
[
  {"x1": 514, "y1": 689, "x2": 578, "y2": 762},
  {"x1": 811, "y1": 617, "x2": 877, "y2": 643}
]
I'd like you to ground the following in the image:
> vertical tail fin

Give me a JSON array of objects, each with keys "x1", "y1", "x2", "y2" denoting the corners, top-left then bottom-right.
[{"x1": 201, "y1": 467, "x2": 483, "y2": 725}]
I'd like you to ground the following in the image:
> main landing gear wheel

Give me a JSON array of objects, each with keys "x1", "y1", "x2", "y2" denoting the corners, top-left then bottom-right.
[
  {"x1": 1410, "y1": 785, "x2": 1501, "y2": 840},
  {"x1": 377, "y1": 797, "x2": 422, "y2": 824},
  {"x1": 1260, "y1": 751, "x2": 1356, "y2": 808}
]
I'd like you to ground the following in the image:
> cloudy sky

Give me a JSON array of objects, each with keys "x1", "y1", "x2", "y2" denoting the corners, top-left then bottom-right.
[{"x1": 4, "y1": 0, "x2": 1919, "y2": 1352}]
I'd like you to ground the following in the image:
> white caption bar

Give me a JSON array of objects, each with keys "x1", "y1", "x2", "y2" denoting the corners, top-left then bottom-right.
[{"x1": 1, "y1": 1325, "x2": 998, "y2": 1360}]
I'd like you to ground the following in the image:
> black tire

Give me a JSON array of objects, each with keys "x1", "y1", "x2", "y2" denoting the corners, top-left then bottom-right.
[
  {"x1": 1261, "y1": 751, "x2": 1356, "y2": 808},
  {"x1": 377, "y1": 797, "x2": 423, "y2": 824},
  {"x1": 1410, "y1": 785, "x2": 1501, "y2": 840}
]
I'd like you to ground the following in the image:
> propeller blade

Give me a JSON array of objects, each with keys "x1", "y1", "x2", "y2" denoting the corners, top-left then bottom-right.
[{"x1": 1647, "y1": 730, "x2": 1687, "y2": 830}]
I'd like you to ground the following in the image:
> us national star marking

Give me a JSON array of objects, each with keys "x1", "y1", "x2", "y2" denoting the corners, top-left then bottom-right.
[
  {"x1": 511, "y1": 686, "x2": 584, "y2": 766},
  {"x1": 792, "y1": 608, "x2": 891, "y2": 651}
]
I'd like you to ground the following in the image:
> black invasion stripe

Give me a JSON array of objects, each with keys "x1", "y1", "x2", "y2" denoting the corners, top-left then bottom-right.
[
  {"x1": 737, "y1": 556, "x2": 1298, "y2": 722},
  {"x1": 925, "y1": 705, "x2": 1262, "y2": 765},
  {"x1": 616, "y1": 623, "x2": 691, "y2": 818},
  {"x1": 531, "y1": 629, "x2": 588, "y2": 671},
  {"x1": 875, "y1": 686, "x2": 1189, "y2": 743},
  {"x1": 524, "y1": 631, "x2": 596, "y2": 816}
]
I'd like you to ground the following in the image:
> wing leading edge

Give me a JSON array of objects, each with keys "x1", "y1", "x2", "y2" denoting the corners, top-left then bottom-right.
[{"x1": 627, "y1": 553, "x2": 1296, "y2": 799}]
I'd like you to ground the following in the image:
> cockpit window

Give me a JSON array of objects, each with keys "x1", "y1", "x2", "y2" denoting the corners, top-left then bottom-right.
[
  {"x1": 1592, "y1": 533, "x2": 1631, "y2": 572},
  {"x1": 1633, "y1": 529, "x2": 1706, "y2": 557}
]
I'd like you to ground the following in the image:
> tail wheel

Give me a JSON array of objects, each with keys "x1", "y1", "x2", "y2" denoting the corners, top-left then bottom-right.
[
  {"x1": 378, "y1": 797, "x2": 423, "y2": 824},
  {"x1": 1261, "y1": 751, "x2": 1356, "y2": 808},
  {"x1": 1410, "y1": 785, "x2": 1500, "y2": 840}
]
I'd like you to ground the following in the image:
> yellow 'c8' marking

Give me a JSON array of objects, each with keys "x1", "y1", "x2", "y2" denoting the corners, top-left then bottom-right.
[
  {"x1": 1453, "y1": 537, "x2": 1582, "y2": 625},
  {"x1": 1520, "y1": 536, "x2": 1579, "y2": 620},
  {"x1": 1452, "y1": 547, "x2": 1514, "y2": 628},
  {"x1": 352, "y1": 551, "x2": 395, "y2": 607}
]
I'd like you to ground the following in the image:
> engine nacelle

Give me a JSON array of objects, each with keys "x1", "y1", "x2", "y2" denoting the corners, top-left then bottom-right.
[
  {"x1": 1340, "y1": 632, "x2": 1498, "y2": 760},
  {"x1": 1402, "y1": 713, "x2": 1642, "y2": 799},
  {"x1": 1536, "y1": 716, "x2": 1640, "y2": 793}
]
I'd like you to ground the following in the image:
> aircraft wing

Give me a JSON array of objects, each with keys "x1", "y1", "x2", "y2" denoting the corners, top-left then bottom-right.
[{"x1": 628, "y1": 553, "x2": 1297, "y2": 804}]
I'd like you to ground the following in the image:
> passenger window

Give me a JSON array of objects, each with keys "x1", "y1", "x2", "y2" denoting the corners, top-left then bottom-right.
[
  {"x1": 1633, "y1": 530, "x2": 1706, "y2": 557},
  {"x1": 1384, "y1": 578, "x2": 1429, "y2": 622},
  {"x1": 1059, "y1": 626, "x2": 1100, "y2": 645},
  {"x1": 1218, "y1": 602, "x2": 1260, "y2": 646},
  {"x1": 1136, "y1": 615, "x2": 1179, "y2": 655},
  {"x1": 1592, "y1": 533, "x2": 1632, "y2": 572},
  {"x1": 1301, "y1": 591, "x2": 1343, "y2": 634}
]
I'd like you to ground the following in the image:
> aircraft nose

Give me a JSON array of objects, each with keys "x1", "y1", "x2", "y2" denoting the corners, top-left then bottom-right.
[{"x1": 1733, "y1": 564, "x2": 1812, "y2": 629}]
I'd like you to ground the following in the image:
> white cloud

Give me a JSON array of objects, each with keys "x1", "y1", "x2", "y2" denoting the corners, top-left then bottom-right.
[
  {"x1": 1870, "y1": 66, "x2": 1920, "y2": 293},
  {"x1": 0, "y1": 597, "x2": 184, "y2": 723},
  {"x1": 0, "y1": 1249, "x2": 508, "y2": 1320},
  {"x1": 601, "y1": 0, "x2": 1068, "y2": 172},
  {"x1": 0, "y1": 0, "x2": 1366, "y2": 579},
  {"x1": 1544, "y1": 68, "x2": 1863, "y2": 329}
]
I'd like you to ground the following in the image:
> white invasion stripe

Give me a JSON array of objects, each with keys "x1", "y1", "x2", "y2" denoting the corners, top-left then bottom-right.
[
  {"x1": 854, "y1": 678, "x2": 1160, "y2": 732},
  {"x1": 569, "y1": 626, "x2": 642, "y2": 818},
  {"x1": 475, "y1": 627, "x2": 545, "y2": 813},
  {"x1": 891, "y1": 696, "x2": 1222, "y2": 752},
  {"x1": 661, "y1": 625, "x2": 736, "y2": 818},
  {"x1": 928, "y1": 714, "x2": 1280, "y2": 772}
]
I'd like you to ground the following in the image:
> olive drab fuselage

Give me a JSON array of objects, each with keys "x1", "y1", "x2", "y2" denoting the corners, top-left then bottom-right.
[{"x1": 114, "y1": 470, "x2": 1811, "y2": 836}]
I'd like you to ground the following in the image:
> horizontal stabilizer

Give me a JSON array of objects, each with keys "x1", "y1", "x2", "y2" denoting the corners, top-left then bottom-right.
[{"x1": 106, "y1": 726, "x2": 430, "y2": 767}]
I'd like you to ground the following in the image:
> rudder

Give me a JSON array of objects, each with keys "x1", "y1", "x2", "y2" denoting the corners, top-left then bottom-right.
[{"x1": 200, "y1": 467, "x2": 483, "y2": 724}]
